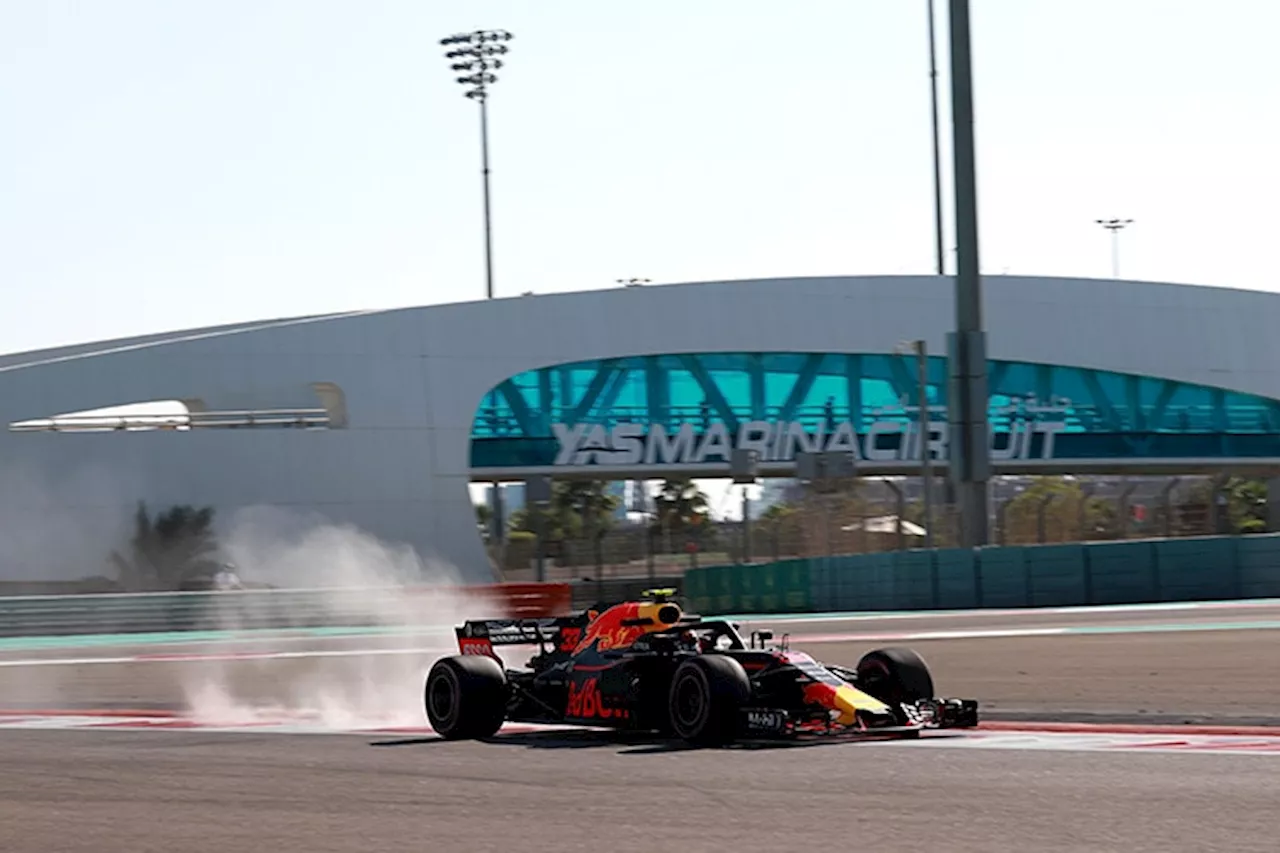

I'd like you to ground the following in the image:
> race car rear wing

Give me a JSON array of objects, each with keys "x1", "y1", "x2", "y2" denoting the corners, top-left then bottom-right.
[
  {"x1": 454, "y1": 615, "x2": 589, "y2": 657},
  {"x1": 457, "y1": 617, "x2": 582, "y2": 644}
]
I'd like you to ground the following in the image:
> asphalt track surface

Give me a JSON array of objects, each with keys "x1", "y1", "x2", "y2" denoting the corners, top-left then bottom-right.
[
  {"x1": 5, "y1": 599, "x2": 1280, "y2": 724},
  {"x1": 6, "y1": 728, "x2": 1280, "y2": 853},
  {"x1": 5, "y1": 601, "x2": 1280, "y2": 852}
]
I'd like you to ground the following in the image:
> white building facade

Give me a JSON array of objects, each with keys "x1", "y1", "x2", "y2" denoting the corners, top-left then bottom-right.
[{"x1": 3, "y1": 274, "x2": 1280, "y2": 584}]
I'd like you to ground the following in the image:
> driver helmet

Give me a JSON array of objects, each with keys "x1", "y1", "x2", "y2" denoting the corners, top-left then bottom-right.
[{"x1": 681, "y1": 629, "x2": 712, "y2": 653}]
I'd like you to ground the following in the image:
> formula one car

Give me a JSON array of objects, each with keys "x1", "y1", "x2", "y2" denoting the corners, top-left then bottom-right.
[{"x1": 424, "y1": 589, "x2": 978, "y2": 746}]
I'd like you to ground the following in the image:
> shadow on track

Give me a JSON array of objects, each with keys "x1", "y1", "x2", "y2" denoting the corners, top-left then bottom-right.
[
  {"x1": 368, "y1": 728, "x2": 967, "y2": 755},
  {"x1": 368, "y1": 730, "x2": 690, "y2": 752}
]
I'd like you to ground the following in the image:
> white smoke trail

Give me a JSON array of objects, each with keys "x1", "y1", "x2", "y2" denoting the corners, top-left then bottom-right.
[{"x1": 177, "y1": 506, "x2": 511, "y2": 729}]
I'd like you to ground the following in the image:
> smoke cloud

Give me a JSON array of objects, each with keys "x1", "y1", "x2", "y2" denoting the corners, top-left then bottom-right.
[
  {"x1": 176, "y1": 505, "x2": 507, "y2": 729},
  {"x1": 0, "y1": 496, "x2": 516, "y2": 730}
]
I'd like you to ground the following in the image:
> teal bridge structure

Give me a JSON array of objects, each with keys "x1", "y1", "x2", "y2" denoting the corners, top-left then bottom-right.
[{"x1": 470, "y1": 351, "x2": 1280, "y2": 477}]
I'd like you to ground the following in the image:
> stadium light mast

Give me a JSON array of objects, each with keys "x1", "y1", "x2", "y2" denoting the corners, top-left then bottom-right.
[
  {"x1": 1095, "y1": 218, "x2": 1134, "y2": 279},
  {"x1": 443, "y1": 29, "x2": 513, "y2": 553},
  {"x1": 441, "y1": 29, "x2": 514, "y2": 301}
]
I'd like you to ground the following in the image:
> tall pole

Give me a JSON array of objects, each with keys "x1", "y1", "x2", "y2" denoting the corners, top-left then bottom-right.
[
  {"x1": 1095, "y1": 218, "x2": 1133, "y2": 278},
  {"x1": 441, "y1": 28, "x2": 513, "y2": 301},
  {"x1": 479, "y1": 95, "x2": 495, "y2": 300},
  {"x1": 927, "y1": 0, "x2": 946, "y2": 276},
  {"x1": 916, "y1": 340, "x2": 935, "y2": 548},
  {"x1": 443, "y1": 29, "x2": 514, "y2": 560},
  {"x1": 482, "y1": 92, "x2": 495, "y2": 540},
  {"x1": 945, "y1": 0, "x2": 990, "y2": 548}
]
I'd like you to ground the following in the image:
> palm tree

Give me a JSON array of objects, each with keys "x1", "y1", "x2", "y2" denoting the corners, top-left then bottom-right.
[
  {"x1": 507, "y1": 480, "x2": 621, "y2": 541},
  {"x1": 554, "y1": 480, "x2": 620, "y2": 534},
  {"x1": 1225, "y1": 476, "x2": 1266, "y2": 533},
  {"x1": 758, "y1": 502, "x2": 799, "y2": 559},
  {"x1": 650, "y1": 478, "x2": 711, "y2": 537},
  {"x1": 110, "y1": 502, "x2": 220, "y2": 591},
  {"x1": 474, "y1": 502, "x2": 493, "y2": 541}
]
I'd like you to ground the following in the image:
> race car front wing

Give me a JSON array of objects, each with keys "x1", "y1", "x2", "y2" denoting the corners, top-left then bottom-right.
[
  {"x1": 740, "y1": 697, "x2": 979, "y2": 738},
  {"x1": 901, "y1": 697, "x2": 979, "y2": 728}
]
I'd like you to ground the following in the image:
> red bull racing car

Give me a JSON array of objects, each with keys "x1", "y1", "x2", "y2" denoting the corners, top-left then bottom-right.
[{"x1": 424, "y1": 590, "x2": 978, "y2": 746}]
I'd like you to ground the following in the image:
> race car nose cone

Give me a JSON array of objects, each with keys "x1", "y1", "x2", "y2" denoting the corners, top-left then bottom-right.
[
  {"x1": 833, "y1": 684, "x2": 891, "y2": 724},
  {"x1": 805, "y1": 682, "x2": 892, "y2": 726}
]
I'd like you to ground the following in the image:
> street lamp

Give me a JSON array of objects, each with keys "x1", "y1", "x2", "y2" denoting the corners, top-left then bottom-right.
[
  {"x1": 896, "y1": 340, "x2": 934, "y2": 548},
  {"x1": 440, "y1": 29, "x2": 515, "y2": 301},
  {"x1": 1095, "y1": 218, "x2": 1134, "y2": 279}
]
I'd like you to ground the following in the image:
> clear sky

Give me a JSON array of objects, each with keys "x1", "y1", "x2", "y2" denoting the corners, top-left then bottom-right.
[{"x1": 3, "y1": 1, "x2": 1278, "y2": 357}]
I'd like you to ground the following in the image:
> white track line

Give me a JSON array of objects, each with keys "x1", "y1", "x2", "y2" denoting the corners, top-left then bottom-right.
[{"x1": 900, "y1": 730, "x2": 1280, "y2": 756}]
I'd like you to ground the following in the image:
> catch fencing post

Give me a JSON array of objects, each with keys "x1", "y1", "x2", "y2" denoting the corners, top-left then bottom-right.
[
  {"x1": 731, "y1": 448, "x2": 761, "y2": 564},
  {"x1": 526, "y1": 476, "x2": 553, "y2": 582}
]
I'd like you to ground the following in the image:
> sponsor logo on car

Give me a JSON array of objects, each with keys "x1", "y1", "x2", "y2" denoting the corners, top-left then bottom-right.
[
  {"x1": 565, "y1": 676, "x2": 629, "y2": 720},
  {"x1": 459, "y1": 637, "x2": 495, "y2": 656},
  {"x1": 744, "y1": 709, "x2": 787, "y2": 732}
]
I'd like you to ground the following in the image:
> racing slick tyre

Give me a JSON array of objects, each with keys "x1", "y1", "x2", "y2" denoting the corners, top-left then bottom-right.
[
  {"x1": 668, "y1": 655, "x2": 751, "y2": 747},
  {"x1": 855, "y1": 647, "x2": 935, "y2": 728},
  {"x1": 425, "y1": 654, "x2": 508, "y2": 740}
]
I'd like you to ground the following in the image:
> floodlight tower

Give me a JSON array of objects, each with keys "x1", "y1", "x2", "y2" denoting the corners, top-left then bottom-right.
[
  {"x1": 443, "y1": 29, "x2": 514, "y2": 550},
  {"x1": 440, "y1": 29, "x2": 514, "y2": 301},
  {"x1": 1095, "y1": 218, "x2": 1134, "y2": 278}
]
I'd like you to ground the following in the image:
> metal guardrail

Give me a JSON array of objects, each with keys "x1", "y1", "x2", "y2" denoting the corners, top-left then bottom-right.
[{"x1": 0, "y1": 583, "x2": 573, "y2": 638}]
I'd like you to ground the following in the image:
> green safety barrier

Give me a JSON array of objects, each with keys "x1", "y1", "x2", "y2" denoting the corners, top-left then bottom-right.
[
  {"x1": 11, "y1": 534, "x2": 1280, "y2": 637},
  {"x1": 684, "y1": 532, "x2": 1280, "y2": 615},
  {"x1": 686, "y1": 557, "x2": 812, "y2": 615}
]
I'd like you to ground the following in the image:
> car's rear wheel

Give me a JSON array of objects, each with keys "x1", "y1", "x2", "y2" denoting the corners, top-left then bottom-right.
[
  {"x1": 668, "y1": 655, "x2": 750, "y2": 747},
  {"x1": 855, "y1": 647, "x2": 935, "y2": 726},
  {"x1": 425, "y1": 654, "x2": 508, "y2": 740}
]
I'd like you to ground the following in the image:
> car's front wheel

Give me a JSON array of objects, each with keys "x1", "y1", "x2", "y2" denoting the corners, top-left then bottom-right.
[
  {"x1": 855, "y1": 647, "x2": 935, "y2": 726},
  {"x1": 424, "y1": 654, "x2": 508, "y2": 740},
  {"x1": 667, "y1": 655, "x2": 751, "y2": 747}
]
